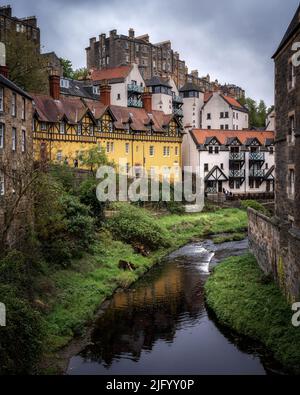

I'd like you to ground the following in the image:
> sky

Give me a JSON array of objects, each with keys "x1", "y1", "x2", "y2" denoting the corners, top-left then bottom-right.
[{"x1": 7, "y1": 0, "x2": 300, "y2": 106}]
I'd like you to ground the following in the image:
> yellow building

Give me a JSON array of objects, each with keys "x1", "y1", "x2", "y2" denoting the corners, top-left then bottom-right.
[{"x1": 32, "y1": 78, "x2": 184, "y2": 177}]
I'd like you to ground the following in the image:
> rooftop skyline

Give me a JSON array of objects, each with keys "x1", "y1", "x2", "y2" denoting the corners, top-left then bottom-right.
[{"x1": 5, "y1": 0, "x2": 300, "y2": 106}]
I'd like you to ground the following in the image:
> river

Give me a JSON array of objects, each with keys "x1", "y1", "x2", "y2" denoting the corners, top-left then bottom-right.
[{"x1": 67, "y1": 238, "x2": 282, "y2": 375}]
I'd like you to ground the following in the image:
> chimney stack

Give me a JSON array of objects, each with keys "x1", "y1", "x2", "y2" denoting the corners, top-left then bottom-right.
[
  {"x1": 142, "y1": 90, "x2": 152, "y2": 113},
  {"x1": 49, "y1": 75, "x2": 60, "y2": 100},
  {"x1": 129, "y1": 28, "x2": 135, "y2": 38},
  {"x1": 100, "y1": 81, "x2": 111, "y2": 106}
]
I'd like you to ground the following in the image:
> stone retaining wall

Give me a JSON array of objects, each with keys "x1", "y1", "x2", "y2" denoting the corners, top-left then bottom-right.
[{"x1": 248, "y1": 208, "x2": 300, "y2": 301}]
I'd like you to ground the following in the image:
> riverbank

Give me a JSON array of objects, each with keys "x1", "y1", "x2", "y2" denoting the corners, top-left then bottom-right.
[
  {"x1": 40, "y1": 207, "x2": 247, "y2": 373},
  {"x1": 205, "y1": 254, "x2": 300, "y2": 374}
]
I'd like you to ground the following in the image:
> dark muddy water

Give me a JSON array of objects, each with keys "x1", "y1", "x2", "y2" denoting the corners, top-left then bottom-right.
[{"x1": 67, "y1": 239, "x2": 282, "y2": 375}]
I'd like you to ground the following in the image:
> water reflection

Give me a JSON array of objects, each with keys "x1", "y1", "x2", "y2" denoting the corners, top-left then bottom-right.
[{"x1": 68, "y1": 239, "x2": 276, "y2": 375}]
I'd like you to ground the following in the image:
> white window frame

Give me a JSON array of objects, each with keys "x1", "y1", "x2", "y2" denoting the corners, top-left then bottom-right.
[
  {"x1": 149, "y1": 146, "x2": 155, "y2": 157},
  {"x1": 59, "y1": 122, "x2": 66, "y2": 135},
  {"x1": 21, "y1": 129, "x2": 26, "y2": 152},
  {"x1": 12, "y1": 93, "x2": 16, "y2": 117},
  {"x1": 0, "y1": 123, "x2": 4, "y2": 149},
  {"x1": 0, "y1": 171, "x2": 4, "y2": 196},
  {"x1": 0, "y1": 87, "x2": 3, "y2": 112},
  {"x1": 12, "y1": 127, "x2": 16, "y2": 151},
  {"x1": 21, "y1": 97, "x2": 26, "y2": 120}
]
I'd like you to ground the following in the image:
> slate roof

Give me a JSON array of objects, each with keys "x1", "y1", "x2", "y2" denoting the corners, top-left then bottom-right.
[
  {"x1": 273, "y1": 4, "x2": 300, "y2": 58},
  {"x1": 60, "y1": 79, "x2": 99, "y2": 100},
  {"x1": 179, "y1": 82, "x2": 203, "y2": 93},
  {"x1": 0, "y1": 74, "x2": 32, "y2": 100},
  {"x1": 145, "y1": 76, "x2": 172, "y2": 88}
]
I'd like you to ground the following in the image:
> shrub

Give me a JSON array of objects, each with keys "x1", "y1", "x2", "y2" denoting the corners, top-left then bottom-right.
[
  {"x1": 108, "y1": 204, "x2": 171, "y2": 251},
  {"x1": 0, "y1": 285, "x2": 44, "y2": 374},
  {"x1": 241, "y1": 200, "x2": 270, "y2": 216},
  {"x1": 77, "y1": 177, "x2": 107, "y2": 225}
]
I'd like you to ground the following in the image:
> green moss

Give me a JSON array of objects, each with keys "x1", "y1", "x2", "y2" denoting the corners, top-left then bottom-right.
[
  {"x1": 212, "y1": 232, "x2": 246, "y2": 244},
  {"x1": 205, "y1": 254, "x2": 300, "y2": 374}
]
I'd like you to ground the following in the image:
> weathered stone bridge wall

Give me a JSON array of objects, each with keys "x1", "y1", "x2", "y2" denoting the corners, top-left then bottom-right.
[{"x1": 248, "y1": 208, "x2": 300, "y2": 302}]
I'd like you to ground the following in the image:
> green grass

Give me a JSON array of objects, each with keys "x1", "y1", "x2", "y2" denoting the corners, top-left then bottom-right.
[
  {"x1": 41, "y1": 207, "x2": 248, "y2": 368},
  {"x1": 205, "y1": 254, "x2": 300, "y2": 374},
  {"x1": 212, "y1": 232, "x2": 247, "y2": 244}
]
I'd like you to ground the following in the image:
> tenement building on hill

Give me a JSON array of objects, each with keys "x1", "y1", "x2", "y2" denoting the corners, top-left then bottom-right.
[
  {"x1": 86, "y1": 29, "x2": 186, "y2": 88},
  {"x1": 248, "y1": 4, "x2": 300, "y2": 301},
  {"x1": 32, "y1": 75, "x2": 183, "y2": 178},
  {"x1": 0, "y1": 66, "x2": 33, "y2": 249}
]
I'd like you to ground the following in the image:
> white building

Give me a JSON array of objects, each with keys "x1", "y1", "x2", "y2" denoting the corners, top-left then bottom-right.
[
  {"x1": 202, "y1": 92, "x2": 249, "y2": 130},
  {"x1": 91, "y1": 63, "x2": 145, "y2": 108},
  {"x1": 180, "y1": 83, "x2": 204, "y2": 129},
  {"x1": 184, "y1": 129, "x2": 275, "y2": 196}
]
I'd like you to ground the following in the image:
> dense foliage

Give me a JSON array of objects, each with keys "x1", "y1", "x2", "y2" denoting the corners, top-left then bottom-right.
[
  {"x1": 240, "y1": 200, "x2": 270, "y2": 216},
  {"x1": 108, "y1": 204, "x2": 171, "y2": 251}
]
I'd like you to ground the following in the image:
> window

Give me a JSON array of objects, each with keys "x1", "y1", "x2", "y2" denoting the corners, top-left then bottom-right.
[
  {"x1": 204, "y1": 163, "x2": 209, "y2": 172},
  {"x1": 289, "y1": 62, "x2": 296, "y2": 90},
  {"x1": 220, "y1": 163, "x2": 224, "y2": 170},
  {"x1": 249, "y1": 179, "x2": 254, "y2": 189},
  {"x1": 12, "y1": 93, "x2": 16, "y2": 116},
  {"x1": 12, "y1": 128, "x2": 16, "y2": 151},
  {"x1": 41, "y1": 122, "x2": 47, "y2": 131},
  {"x1": 21, "y1": 98, "x2": 26, "y2": 120},
  {"x1": 225, "y1": 124, "x2": 229, "y2": 130},
  {"x1": 59, "y1": 122, "x2": 66, "y2": 135},
  {"x1": 269, "y1": 147, "x2": 274, "y2": 155},
  {"x1": 163, "y1": 146, "x2": 170, "y2": 157},
  {"x1": 117, "y1": 93, "x2": 121, "y2": 100},
  {"x1": 0, "y1": 87, "x2": 3, "y2": 112},
  {"x1": 266, "y1": 163, "x2": 269, "y2": 170},
  {"x1": 220, "y1": 112, "x2": 224, "y2": 118},
  {"x1": 57, "y1": 151, "x2": 63, "y2": 161},
  {"x1": 106, "y1": 142, "x2": 114, "y2": 153},
  {"x1": 236, "y1": 112, "x2": 239, "y2": 120},
  {"x1": 125, "y1": 143, "x2": 129, "y2": 154},
  {"x1": 175, "y1": 146, "x2": 179, "y2": 156},
  {"x1": 225, "y1": 112, "x2": 229, "y2": 118},
  {"x1": 288, "y1": 169, "x2": 295, "y2": 198},
  {"x1": 60, "y1": 79, "x2": 70, "y2": 89},
  {"x1": 93, "y1": 86, "x2": 100, "y2": 95},
  {"x1": 21, "y1": 130, "x2": 26, "y2": 152},
  {"x1": 77, "y1": 124, "x2": 82, "y2": 135},
  {"x1": 215, "y1": 146, "x2": 219, "y2": 154},
  {"x1": 149, "y1": 146, "x2": 155, "y2": 157},
  {"x1": 208, "y1": 146, "x2": 213, "y2": 154},
  {"x1": 207, "y1": 113, "x2": 211, "y2": 120},
  {"x1": 288, "y1": 115, "x2": 295, "y2": 144},
  {"x1": 0, "y1": 171, "x2": 4, "y2": 196},
  {"x1": 233, "y1": 112, "x2": 235, "y2": 119},
  {"x1": 110, "y1": 142, "x2": 114, "y2": 152},
  {"x1": 220, "y1": 125, "x2": 224, "y2": 130},
  {"x1": 207, "y1": 126, "x2": 211, "y2": 130},
  {"x1": 0, "y1": 123, "x2": 4, "y2": 148}
]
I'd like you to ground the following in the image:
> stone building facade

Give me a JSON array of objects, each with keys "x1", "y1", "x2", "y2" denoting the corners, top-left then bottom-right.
[
  {"x1": 248, "y1": 4, "x2": 300, "y2": 301},
  {"x1": 0, "y1": 5, "x2": 40, "y2": 49},
  {"x1": 86, "y1": 29, "x2": 186, "y2": 88},
  {"x1": 0, "y1": 71, "x2": 33, "y2": 250}
]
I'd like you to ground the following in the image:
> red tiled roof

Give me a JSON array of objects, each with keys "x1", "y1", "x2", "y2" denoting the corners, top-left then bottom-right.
[
  {"x1": 190, "y1": 129, "x2": 274, "y2": 146},
  {"x1": 204, "y1": 92, "x2": 213, "y2": 103},
  {"x1": 90, "y1": 65, "x2": 132, "y2": 82},
  {"x1": 221, "y1": 95, "x2": 245, "y2": 110}
]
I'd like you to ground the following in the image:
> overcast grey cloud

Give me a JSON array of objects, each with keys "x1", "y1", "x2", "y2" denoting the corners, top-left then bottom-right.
[{"x1": 7, "y1": 0, "x2": 300, "y2": 105}]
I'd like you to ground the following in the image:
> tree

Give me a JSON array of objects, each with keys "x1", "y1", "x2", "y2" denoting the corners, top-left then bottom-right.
[
  {"x1": 80, "y1": 146, "x2": 113, "y2": 175},
  {"x1": 72, "y1": 68, "x2": 89, "y2": 80},
  {"x1": 257, "y1": 100, "x2": 268, "y2": 128},
  {"x1": 6, "y1": 30, "x2": 48, "y2": 94},
  {"x1": 60, "y1": 58, "x2": 73, "y2": 78}
]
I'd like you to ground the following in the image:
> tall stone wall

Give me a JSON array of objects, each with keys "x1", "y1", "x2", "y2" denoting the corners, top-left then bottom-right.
[{"x1": 248, "y1": 208, "x2": 300, "y2": 302}]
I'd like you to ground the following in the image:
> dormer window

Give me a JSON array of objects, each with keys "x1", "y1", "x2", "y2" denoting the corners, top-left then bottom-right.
[
  {"x1": 93, "y1": 86, "x2": 100, "y2": 95},
  {"x1": 59, "y1": 122, "x2": 66, "y2": 134},
  {"x1": 60, "y1": 79, "x2": 70, "y2": 89}
]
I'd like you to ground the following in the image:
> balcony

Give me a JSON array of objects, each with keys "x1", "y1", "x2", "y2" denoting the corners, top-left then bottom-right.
[
  {"x1": 173, "y1": 95, "x2": 183, "y2": 104},
  {"x1": 128, "y1": 84, "x2": 144, "y2": 93},
  {"x1": 249, "y1": 152, "x2": 265, "y2": 161},
  {"x1": 174, "y1": 108, "x2": 183, "y2": 117},
  {"x1": 128, "y1": 98, "x2": 143, "y2": 108},
  {"x1": 249, "y1": 169, "x2": 265, "y2": 178},
  {"x1": 229, "y1": 169, "x2": 245, "y2": 178},
  {"x1": 206, "y1": 187, "x2": 217, "y2": 194},
  {"x1": 229, "y1": 152, "x2": 245, "y2": 161}
]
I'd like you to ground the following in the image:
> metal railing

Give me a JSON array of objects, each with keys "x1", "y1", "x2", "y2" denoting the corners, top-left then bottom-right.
[
  {"x1": 249, "y1": 169, "x2": 265, "y2": 177},
  {"x1": 173, "y1": 95, "x2": 183, "y2": 104},
  {"x1": 229, "y1": 169, "x2": 245, "y2": 178},
  {"x1": 128, "y1": 99, "x2": 143, "y2": 108},
  {"x1": 128, "y1": 84, "x2": 144, "y2": 93},
  {"x1": 206, "y1": 187, "x2": 217, "y2": 194},
  {"x1": 249, "y1": 152, "x2": 265, "y2": 161},
  {"x1": 229, "y1": 152, "x2": 245, "y2": 161},
  {"x1": 174, "y1": 108, "x2": 183, "y2": 116}
]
